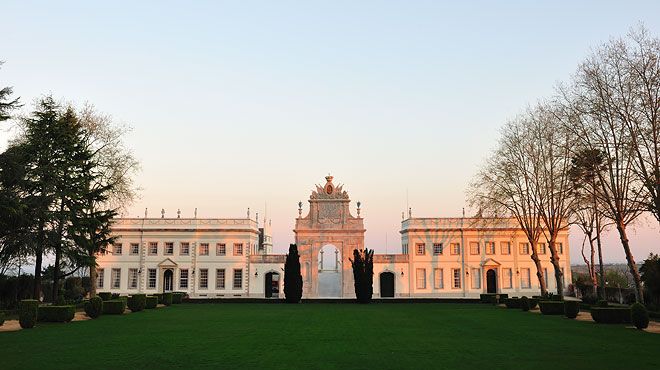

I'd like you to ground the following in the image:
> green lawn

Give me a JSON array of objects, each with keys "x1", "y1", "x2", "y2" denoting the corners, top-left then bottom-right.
[{"x1": 1, "y1": 303, "x2": 659, "y2": 369}]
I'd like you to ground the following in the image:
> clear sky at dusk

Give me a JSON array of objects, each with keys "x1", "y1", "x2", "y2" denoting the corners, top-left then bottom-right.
[{"x1": 2, "y1": 1, "x2": 660, "y2": 263}]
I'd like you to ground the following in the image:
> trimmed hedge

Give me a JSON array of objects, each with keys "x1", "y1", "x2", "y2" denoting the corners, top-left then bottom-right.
[
  {"x1": 19, "y1": 299, "x2": 39, "y2": 329},
  {"x1": 154, "y1": 293, "x2": 163, "y2": 304},
  {"x1": 102, "y1": 300, "x2": 126, "y2": 315},
  {"x1": 0, "y1": 312, "x2": 4, "y2": 326},
  {"x1": 127, "y1": 294, "x2": 147, "y2": 312},
  {"x1": 37, "y1": 305, "x2": 75, "y2": 322},
  {"x1": 84, "y1": 297, "x2": 103, "y2": 318},
  {"x1": 145, "y1": 296, "x2": 158, "y2": 309},
  {"x1": 98, "y1": 292, "x2": 112, "y2": 301},
  {"x1": 520, "y1": 296, "x2": 530, "y2": 311},
  {"x1": 479, "y1": 293, "x2": 508, "y2": 304},
  {"x1": 631, "y1": 303, "x2": 649, "y2": 329},
  {"x1": 564, "y1": 300, "x2": 580, "y2": 319},
  {"x1": 528, "y1": 298, "x2": 539, "y2": 310},
  {"x1": 162, "y1": 292, "x2": 173, "y2": 306},
  {"x1": 172, "y1": 292, "x2": 185, "y2": 304},
  {"x1": 504, "y1": 297, "x2": 520, "y2": 309},
  {"x1": 591, "y1": 307, "x2": 631, "y2": 324},
  {"x1": 539, "y1": 301, "x2": 564, "y2": 315}
]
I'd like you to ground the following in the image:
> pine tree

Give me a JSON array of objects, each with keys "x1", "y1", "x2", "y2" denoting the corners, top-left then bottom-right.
[
  {"x1": 284, "y1": 244, "x2": 302, "y2": 303},
  {"x1": 0, "y1": 61, "x2": 20, "y2": 122}
]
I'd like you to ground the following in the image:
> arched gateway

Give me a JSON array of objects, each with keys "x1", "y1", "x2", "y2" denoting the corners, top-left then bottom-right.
[{"x1": 294, "y1": 176, "x2": 365, "y2": 298}]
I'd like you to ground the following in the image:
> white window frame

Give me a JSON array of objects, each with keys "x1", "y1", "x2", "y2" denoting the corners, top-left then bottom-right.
[
  {"x1": 111, "y1": 268, "x2": 121, "y2": 289},
  {"x1": 520, "y1": 243, "x2": 530, "y2": 255},
  {"x1": 502, "y1": 268, "x2": 512, "y2": 289},
  {"x1": 199, "y1": 269, "x2": 209, "y2": 289},
  {"x1": 432, "y1": 243, "x2": 443, "y2": 255},
  {"x1": 233, "y1": 243, "x2": 243, "y2": 256},
  {"x1": 128, "y1": 268, "x2": 138, "y2": 290},
  {"x1": 180, "y1": 242, "x2": 190, "y2": 256},
  {"x1": 130, "y1": 243, "x2": 139, "y2": 255},
  {"x1": 416, "y1": 243, "x2": 425, "y2": 255},
  {"x1": 96, "y1": 268, "x2": 105, "y2": 289},
  {"x1": 451, "y1": 243, "x2": 461, "y2": 255},
  {"x1": 434, "y1": 268, "x2": 443, "y2": 289},
  {"x1": 416, "y1": 268, "x2": 426, "y2": 289},
  {"x1": 148, "y1": 242, "x2": 158, "y2": 255},
  {"x1": 452, "y1": 268, "x2": 461, "y2": 289},
  {"x1": 148, "y1": 268, "x2": 157, "y2": 289},
  {"x1": 485, "y1": 242, "x2": 495, "y2": 255},
  {"x1": 164, "y1": 242, "x2": 174, "y2": 255},
  {"x1": 113, "y1": 243, "x2": 123, "y2": 255},
  {"x1": 216, "y1": 243, "x2": 226, "y2": 256},
  {"x1": 500, "y1": 242, "x2": 511, "y2": 255},
  {"x1": 471, "y1": 268, "x2": 481, "y2": 289},
  {"x1": 216, "y1": 269, "x2": 226, "y2": 289},
  {"x1": 179, "y1": 269, "x2": 189, "y2": 289},
  {"x1": 199, "y1": 243, "x2": 209, "y2": 256},
  {"x1": 521, "y1": 268, "x2": 531, "y2": 289},
  {"x1": 469, "y1": 242, "x2": 480, "y2": 255},
  {"x1": 233, "y1": 269, "x2": 243, "y2": 289}
]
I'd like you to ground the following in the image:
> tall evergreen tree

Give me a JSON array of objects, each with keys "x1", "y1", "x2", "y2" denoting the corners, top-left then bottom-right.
[
  {"x1": 0, "y1": 61, "x2": 20, "y2": 122},
  {"x1": 350, "y1": 248, "x2": 374, "y2": 303},
  {"x1": 283, "y1": 244, "x2": 302, "y2": 303}
]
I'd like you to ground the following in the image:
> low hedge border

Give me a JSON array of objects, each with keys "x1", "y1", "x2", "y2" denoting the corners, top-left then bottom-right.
[
  {"x1": 0, "y1": 312, "x2": 5, "y2": 326},
  {"x1": 591, "y1": 307, "x2": 632, "y2": 324},
  {"x1": 37, "y1": 305, "x2": 76, "y2": 323},
  {"x1": 480, "y1": 293, "x2": 509, "y2": 304},
  {"x1": 102, "y1": 300, "x2": 126, "y2": 315},
  {"x1": 505, "y1": 297, "x2": 520, "y2": 309},
  {"x1": 539, "y1": 301, "x2": 564, "y2": 315},
  {"x1": 98, "y1": 292, "x2": 113, "y2": 301},
  {"x1": 172, "y1": 292, "x2": 185, "y2": 304},
  {"x1": 162, "y1": 292, "x2": 173, "y2": 306},
  {"x1": 145, "y1": 296, "x2": 158, "y2": 309},
  {"x1": 127, "y1": 294, "x2": 147, "y2": 312},
  {"x1": 19, "y1": 299, "x2": 39, "y2": 329}
]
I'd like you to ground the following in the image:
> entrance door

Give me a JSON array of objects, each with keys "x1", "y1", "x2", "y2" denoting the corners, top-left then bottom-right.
[
  {"x1": 380, "y1": 272, "x2": 395, "y2": 298},
  {"x1": 164, "y1": 269, "x2": 174, "y2": 292},
  {"x1": 265, "y1": 272, "x2": 280, "y2": 298},
  {"x1": 486, "y1": 269, "x2": 497, "y2": 293}
]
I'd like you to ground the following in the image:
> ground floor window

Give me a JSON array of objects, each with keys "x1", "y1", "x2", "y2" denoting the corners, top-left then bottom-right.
[
  {"x1": 199, "y1": 269, "x2": 209, "y2": 289},
  {"x1": 179, "y1": 269, "x2": 188, "y2": 289},
  {"x1": 434, "y1": 268, "x2": 443, "y2": 289},
  {"x1": 111, "y1": 268, "x2": 121, "y2": 289},
  {"x1": 502, "y1": 268, "x2": 512, "y2": 289},
  {"x1": 129, "y1": 268, "x2": 138, "y2": 289},
  {"x1": 521, "y1": 268, "x2": 531, "y2": 289},
  {"x1": 416, "y1": 268, "x2": 426, "y2": 289},
  {"x1": 96, "y1": 268, "x2": 104, "y2": 289},
  {"x1": 452, "y1": 268, "x2": 461, "y2": 289},
  {"x1": 233, "y1": 269, "x2": 243, "y2": 289},
  {"x1": 148, "y1": 269, "x2": 157, "y2": 289},
  {"x1": 471, "y1": 268, "x2": 481, "y2": 289},
  {"x1": 216, "y1": 269, "x2": 226, "y2": 289}
]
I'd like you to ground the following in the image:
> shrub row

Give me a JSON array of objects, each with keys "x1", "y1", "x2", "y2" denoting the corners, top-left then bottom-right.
[
  {"x1": 19, "y1": 299, "x2": 39, "y2": 329},
  {"x1": 98, "y1": 292, "x2": 113, "y2": 301},
  {"x1": 539, "y1": 301, "x2": 565, "y2": 315},
  {"x1": 480, "y1": 293, "x2": 508, "y2": 304},
  {"x1": 37, "y1": 305, "x2": 75, "y2": 322},
  {"x1": 0, "y1": 312, "x2": 4, "y2": 326},
  {"x1": 590, "y1": 307, "x2": 632, "y2": 324},
  {"x1": 102, "y1": 300, "x2": 126, "y2": 315},
  {"x1": 127, "y1": 294, "x2": 147, "y2": 312},
  {"x1": 504, "y1": 297, "x2": 520, "y2": 309},
  {"x1": 145, "y1": 296, "x2": 158, "y2": 309},
  {"x1": 162, "y1": 292, "x2": 173, "y2": 306},
  {"x1": 172, "y1": 292, "x2": 186, "y2": 304}
]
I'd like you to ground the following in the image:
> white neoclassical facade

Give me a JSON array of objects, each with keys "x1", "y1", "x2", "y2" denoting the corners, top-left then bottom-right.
[{"x1": 96, "y1": 176, "x2": 571, "y2": 299}]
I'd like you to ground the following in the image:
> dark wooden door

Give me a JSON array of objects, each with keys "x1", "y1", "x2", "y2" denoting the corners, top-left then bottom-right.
[{"x1": 380, "y1": 272, "x2": 395, "y2": 298}]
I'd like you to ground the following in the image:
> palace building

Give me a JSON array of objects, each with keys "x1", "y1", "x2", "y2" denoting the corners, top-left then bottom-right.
[{"x1": 96, "y1": 176, "x2": 571, "y2": 299}]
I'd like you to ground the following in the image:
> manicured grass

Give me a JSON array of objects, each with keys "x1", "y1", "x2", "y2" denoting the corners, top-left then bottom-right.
[{"x1": 1, "y1": 303, "x2": 659, "y2": 369}]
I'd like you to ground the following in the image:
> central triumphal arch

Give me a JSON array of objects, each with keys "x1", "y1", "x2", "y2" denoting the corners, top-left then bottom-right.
[{"x1": 294, "y1": 175, "x2": 365, "y2": 298}]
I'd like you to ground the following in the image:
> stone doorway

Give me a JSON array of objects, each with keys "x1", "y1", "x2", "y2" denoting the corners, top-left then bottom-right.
[
  {"x1": 317, "y1": 244, "x2": 341, "y2": 297},
  {"x1": 163, "y1": 269, "x2": 174, "y2": 292},
  {"x1": 486, "y1": 269, "x2": 497, "y2": 294},
  {"x1": 265, "y1": 272, "x2": 280, "y2": 298},
  {"x1": 380, "y1": 272, "x2": 395, "y2": 297}
]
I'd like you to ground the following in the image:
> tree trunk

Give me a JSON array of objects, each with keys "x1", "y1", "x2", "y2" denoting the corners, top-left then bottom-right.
[
  {"x1": 32, "y1": 218, "x2": 44, "y2": 301},
  {"x1": 89, "y1": 255, "x2": 97, "y2": 297},
  {"x1": 548, "y1": 234, "x2": 564, "y2": 297},
  {"x1": 615, "y1": 219, "x2": 643, "y2": 303},
  {"x1": 530, "y1": 240, "x2": 547, "y2": 295},
  {"x1": 595, "y1": 218, "x2": 606, "y2": 301},
  {"x1": 52, "y1": 201, "x2": 65, "y2": 303},
  {"x1": 589, "y1": 236, "x2": 597, "y2": 297}
]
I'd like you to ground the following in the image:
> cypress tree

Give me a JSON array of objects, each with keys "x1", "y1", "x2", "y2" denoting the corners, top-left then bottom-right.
[
  {"x1": 284, "y1": 244, "x2": 302, "y2": 303},
  {"x1": 350, "y1": 248, "x2": 374, "y2": 303}
]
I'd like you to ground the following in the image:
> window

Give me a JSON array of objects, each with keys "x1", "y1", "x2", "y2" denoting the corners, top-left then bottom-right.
[
  {"x1": 113, "y1": 243, "x2": 122, "y2": 255},
  {"x1": 539, "y1": 243, "x2": 546, "y2": 255},
  {"x1": 544, "y1": 267, "x2": 549, "y2": 288},
  {"x1": 149, "y1": 242, "x2": 158, "y2": 255},
  {"x1": 233, "y1": 269, "x2": 243, "y2": 289},
  {"x1": 96, "y1": 269, "x2": 104, "y2": 289},
  {"x1": 179, "y1": 269, "x2": 188, "y2": 289},
  {"x1": 111, "y1": 268, "x2": 121, "y2": 289},
  {"x1": 500, "y1": 242, "x2": 511, "y2": 255},
  {"x1": 558, "y1": 243, "x2": 564, "y2": 254},
  {"x1": 469, "y1": 242, "x2": 480, "y2": 255},
  {"x1": 199, "y1": 243, "x2": 209, "y2": 256},
  {"x1": 519, "y1": 243, "x2": 530, "y2": 255},
  {"x1": 561, "y1": 267, "x2": 565, "y2": 287},
  {"x1": 199, "y1": 269, "x2": 208, "y2": 289},
  {"x1": 452, "y1": 268, "x2": 461, "y2": 289},
  {"x1": 233, "y1": 243, "x2": 243, "y2": 256},
  {"x1": 148, "y1": 269, "x2": 157, "y2": 289},
  {"x1": 216, "y1": 243, "x2": 226, "y2": 256},
  {"x1": 165, "y1": 242, "x2": 174, "y2": 255},
  {"x1": 216, "y1": 269, "x2": 225, "y2": 289},
  {"x1": 130, "y1": 243, "x2": 139, "y2": 255},
  {"x1": 416, "y1": 268, "x2": 426, "y2": 289},
  {"x1": 485, "y1": 242, "x2": 495, "y2": 255},
  {"x1": 415, "y1": 243, "x2": 425, "y2": 255},
  {"x1": 434, "y1": 268, "x2": 444, "y2": 289},
  {"x1": 471, "y1": 268, "x2": 481, "y2": 289},
  {"x1": 433, "y1": 243, "x2": 443, "y2": 255},
  {"x1": 502, "y1": 268, "x2": 512, "y2": 289},
  {"x1": 451, "y1": 243, "x2": 461, "y2": 255},
  {"x1": 180, "y1": 242, "x2": 190, "y2": 255},
  {"x1": 129, "y1": 268, "x2": 138, "y2": 289},
  {"x1": 521, "y1": 268, "x2": 531, "y2": 288}
]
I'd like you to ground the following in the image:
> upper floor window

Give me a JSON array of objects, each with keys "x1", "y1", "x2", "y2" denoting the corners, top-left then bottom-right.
[
  {"x1": 485, "y1": 242, "x2": 495, "y2": 255},
  {"x1": 500, "y1": 242, "x2": 511, "y2": 255},
  {"x1": 199, "y1": 243, "x2": 209, "y2": 256},
  {"x1": 130, "y1": 243, "x2": 139, "y2": 255},
  {"x1": 451, "y1": 243, "x2": 461, "y2": 255},
  {"x1": 416, "y1": 243, "x2": 425, "y2": 255},
  {"x1": 433, "y1": 243, "x2": 443, "y2": 255},
  {"x1": 216, "y1": 243, "x2": 226, "y2": 256},
  {"x1": 469, "y1": 242, "x2": 480, "y2": 255},
  {"x1": 519, "y1": 243, "x2": 530, "y2": 255},
  {"x1": 558, "y1": 243, "x2": 564, "y2": 254},
  {"x1": 539, "y1": 243, "x2": 546, "y2": 255},
  {"x1": 180, "y1": 242, "x2": 190, "y2": 256},
  {"x1": 148, "y1": 242, "x2": 158, "y2": 255},
  {"x1": 233, "y1": 243, "x2": 243, "y2": 256},
  {"x1": 113, "y1": 243, "x2": 122, "y2": 255},
  {"x1": 165, "y1": 242, "x2": 174, "y2": 255}
]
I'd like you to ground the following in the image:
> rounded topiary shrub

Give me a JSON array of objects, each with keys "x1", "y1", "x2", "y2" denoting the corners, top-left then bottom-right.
[
  {"x1": 520, "y1": 296, "x2": 530, "y2": 311},
  {"x1": 162, "y1": 292, "x2": 173, "y2": 306},
  {"x1": 564, "y1": 300, "x2": 580, "y2": 319},
  {"x1": 172, "y1": 292, "x2": 185, "y2": 304},
  {"x1": 539, "y1": 301, "x2": 565, "y2": 315},
  {"x1": 98, "y1": 292, "x2": 112, "y2": 301},
  {"x1": 84, "y1": 296, "x2": 103, "y2": 318},
  {"x1": 102, "y1": 300, "x2": 126, "y2": 315},
  {"x1": 528, "y1": 298, "x2": 539, "y2": 310},
  {"x1": 19, "y1": 299, "x2": 39, "y2": 329},
  {"x1": 127, "y1": 294, "x2": 146, "y2": 312},
  {"x1": 37, "y1": 305, "x2": 76, "y2": 322},
  {"x1": 505, "y1": 297, "x2": 520, "y2": 309},
  {"x1": 145, "y1": 296, "x2": 158, "y2": 309},
  {"x1": 631, "y1": 302, "x2": 649, "y2": 330}
]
